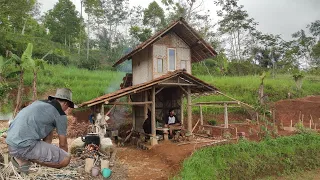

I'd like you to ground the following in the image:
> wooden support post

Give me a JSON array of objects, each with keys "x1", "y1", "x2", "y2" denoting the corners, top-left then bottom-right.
[
  {"x1": 151, "y1": 86, "x2": 157, "y2": 145},
  {"x1": 181, "y1": 94, "x2": 184, "y2": 125},
  {"x1": 132, "y1": 106, "x2": 135, "y2": 130},
  {"x1": 224, "y1": 103, "x2": 228, "y2": 128},
  {"x1": 144, "y1": 91, "x2": 148, "y2": 119},
  {"x1": 309, "y1": 119, "x2": 312, "y2": 129},
  {"x1": 200, "y1": 105, "x2": 203, "y2": 126},
  {"x1": 187, "y1": 87, "x2": 192, "y2": 134},
  {"x1": 99, "y1": 104, "x2": 106, "y2": 138}
]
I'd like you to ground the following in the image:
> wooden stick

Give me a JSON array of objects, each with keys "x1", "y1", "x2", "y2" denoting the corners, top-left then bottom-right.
[
  {"x1": 310, "y1": 114, "x2": 314, "y2": 125},
  {"x1": 177, "y1": 140, "x2": 218, "y2": 146},
  {"x1": 290, "y1": 120, "x2": 293, "y2": 128},
  {"x1": 310, "y1": 119, "x2": 312, "y2": 129},
  {"x1": 302, "y1": 114, "x2": 304, "y2": 124},
  {"x1": 200, "y1": 140, "x2": 228, "y2": 148},
  {"x1": 192, "y1": 119, "x2": 200, "y2": 133},
  {"x1": 315, "y1": 123, "x2": 317, "y2": 130},
  {"x1": 124, "y1": 127, "x2": 134, "y2": 143},
  {"x1": 299, "y1": 111, "x2": 301, "y2": 121}
]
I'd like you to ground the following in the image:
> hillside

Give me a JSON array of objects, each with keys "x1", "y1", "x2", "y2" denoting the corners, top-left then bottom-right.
[{"x1": 13, "y1": 65, "x2": 320, "y2": 112}]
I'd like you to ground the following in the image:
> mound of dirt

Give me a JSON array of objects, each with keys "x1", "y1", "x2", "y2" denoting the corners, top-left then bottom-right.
[{"x1": 275, "y1": 96, "x2": 320, "y2": 127}]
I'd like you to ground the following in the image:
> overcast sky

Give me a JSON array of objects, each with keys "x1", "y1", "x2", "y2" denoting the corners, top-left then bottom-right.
[{"x1": 38, "y1": 0, "x2": 320, "y2": 40}]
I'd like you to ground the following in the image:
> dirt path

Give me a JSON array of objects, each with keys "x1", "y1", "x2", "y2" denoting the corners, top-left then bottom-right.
[{"x1": 117, "y1": 142, "x2": 203, "y2": 180}]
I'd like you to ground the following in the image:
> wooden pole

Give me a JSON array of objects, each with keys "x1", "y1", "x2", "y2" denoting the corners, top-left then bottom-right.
[
  {"x1": 290, "y1": 120, "x2": 292, "y2": 128},
  {"x1": 144, "y1": 91, "x2": 148, "y2": 119},
  {"x1": 132, "y1": 106, "x2": 135, "y2": 130},
  {"x1": 181, "y1": 94, "x2": 184, "y2": 125},
  {"x1": 224, "y1": 103, "x2": 228, "y2": 128},
  {"x1": 192, "y1": 119, "x2": 200, "y2": 133},
  {"x1": 151, "y1": 86, "x2": 157, "y2": 145},
  {"x1": 309, "y1": 119, "x2": 312, "y2": 129},
  {"x1": 187, "y1": 86, "x2": 192, "y2": 133},
  {"x1": 99, "y1": 104, "x2": 106, "y2": 138},
  {"x1": 200, "y1": 105, "x2": 203, "y2": 126}
]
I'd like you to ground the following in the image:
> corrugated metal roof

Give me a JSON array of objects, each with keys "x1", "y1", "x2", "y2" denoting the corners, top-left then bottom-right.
[
  {"x1": 79, "y1": 70, "x2": 218, "y2": 107},
  {"x1": 112, "y1": 17, "x2": 217, "y2": 67}
]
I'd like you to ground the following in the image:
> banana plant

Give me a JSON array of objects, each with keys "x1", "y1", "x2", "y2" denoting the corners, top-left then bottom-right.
[
  {"x1": 32, "y1": 49, "x2": 52, "y2": 101},
  {"x1": 10, "y1": 43, "x2": 35, "y2": 117}
]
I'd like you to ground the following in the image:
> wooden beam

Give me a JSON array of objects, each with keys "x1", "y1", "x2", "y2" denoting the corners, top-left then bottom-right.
[
  {"x1": 159, "y1": 83, "x2": 197, "y2": 86},
  {"x1": 187, "y1": 86, "x2": 192, "y2": 133},
  {"x1": 132, "y1": 106, "x2": 135, "y2": 130},
  {"x1": 181, "y1": 95, "x2": 184, "y2": 125},
  {"x1": 155, "y1": 87, "x2": 165, "y2": 95},
  {"x1": 86, "y1": 75, "x2": 180, "y2": 107},
  {"x1": 191, "y1": 105, "x2": 241, "y2": 108},
  {"x1": 144, "y1": 91, "x2": 148, "y2": 119},
  {"x1": 193, "y1": 101, "x2": 240, "y2": 105},
  {"x1": 108, "y1": 101, "x2": 152, "y2": 105},
  {"x1": 151, "y1": 86, "x2": 157, "y2": 145},
  {"x1": 179, "y1": 86, "x2": 188, "y2": 94},
  {"x1": 200, "y1": 105, "x2": 203, "y2": 126},
  {"x1": 224, "y1": 103, "x2": 228, "y2": 128}
]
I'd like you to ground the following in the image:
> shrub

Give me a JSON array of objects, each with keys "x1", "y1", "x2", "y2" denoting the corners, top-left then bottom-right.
[{"x1": 207, "y1": 119, "x2": 217, "y2": 126}]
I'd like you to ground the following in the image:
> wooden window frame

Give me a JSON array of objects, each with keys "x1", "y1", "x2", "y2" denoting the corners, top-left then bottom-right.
[
  {"x1": 167, "y1": 48, "x2": 176, "y2": 71},
  {"x1": 157, "y1": 58, "x2": 163, "y2": 73},
  {"x1": 181, "y1": 60, "x2": 188, "y2": 70}
]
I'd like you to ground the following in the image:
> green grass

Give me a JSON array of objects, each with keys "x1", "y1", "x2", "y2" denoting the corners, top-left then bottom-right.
[
  {"x1": 18, "y1": 65, "x2": 320, "y2": 109},
  {"x1": 177, "y1": 133, "x2": 320, "y2": 180},
  {"x1": 23, "y1": 64, "x2": 125, "y2": 104},
  {"x1": 190, "y1": 74, "x2": 320, "y2": 114}
]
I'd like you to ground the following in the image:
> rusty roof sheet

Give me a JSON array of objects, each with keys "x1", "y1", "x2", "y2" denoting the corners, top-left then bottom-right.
[
  {"x1": 113, "y1": 17, "x2": 217, "y2": 67},
  {"x1": 79, "y1": 70, "x2": 218, "y2": 107}
]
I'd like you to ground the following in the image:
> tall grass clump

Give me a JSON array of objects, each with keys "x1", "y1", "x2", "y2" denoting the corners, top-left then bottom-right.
[
  {"x1": 24, "y1": 64, "x2": 124, "y2": 103},
  {"x1": 178, "y1": 133, "x2": 320, "y2": 180}
]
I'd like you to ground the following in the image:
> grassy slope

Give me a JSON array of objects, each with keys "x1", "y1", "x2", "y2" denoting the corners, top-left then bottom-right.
[
  {"x1": 196, "y1": 74, "x2": 320, "y2": 104},
  {"x1": 22, "y1": 65, "x2": 320, "y2": 107},
  {"x1": 23, "y1": 64, "x2": 124, "y2": 104},
  {"x1": 178, "y1": 133, "x2": 320, "y2": 180}
]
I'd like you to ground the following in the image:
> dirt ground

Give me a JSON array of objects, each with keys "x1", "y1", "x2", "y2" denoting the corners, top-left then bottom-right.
[
  {"x1": 275, "y1": 95, "x2": 320, "y2": 127},
  {"x1": 1, "y1": 95, "x2": 320, "y2": 179}
]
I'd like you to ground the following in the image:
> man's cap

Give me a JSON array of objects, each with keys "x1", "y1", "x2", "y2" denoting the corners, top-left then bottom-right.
[{"x1": 48, "y1": 88, "x2": 77, "y2": 108}]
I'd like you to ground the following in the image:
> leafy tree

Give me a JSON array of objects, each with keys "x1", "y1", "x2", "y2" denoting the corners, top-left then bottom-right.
[
  {"x1": 291, "y1": 29, "x2": 316, "y2": 67},
  {"x1": 161, "y1": 0, "x2": 213, "y2": 38},
  {"x1": 311, "y1": 41, "x2": 320, "y2": 67},
  {"x1": 143, "y1": 1, "x2": 166, "y2": 31},
  {"x1": 44, "y1": 0, "x2": 82, "y2": 48},
  {"x1": 8, "y1": 43, "x2": 35, "y2": 117},
  {"x1": 0, "y1": 0, "x2": 38, "y2": 33},
  {"x1": 308, "y1": 20, "x2": 320, "y2": 40},
  {"x1": 215, "y1": 0, "x2": 258, "y2": 60},
  {"x1": 129, "y1": 26, "x2": 152, "y2": 43}
]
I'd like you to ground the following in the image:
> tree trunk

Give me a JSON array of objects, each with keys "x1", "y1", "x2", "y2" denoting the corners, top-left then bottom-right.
[
  {"x1": 237, "y1": 30, "x2": 241, "y2": 60},
  {"x1": 259, "y1": 83, "x2": 264, "y2": 105},
  {"x1": 13, "y1": 70, "x2": 24, "y2": 117},
  {"x1": 87, "y1": 13, "x2": 90, "y2": 61},
  {"x1": 78, "y1": 0, "x2": 83, "y2": 55},
  {"x1": 21, "y1": 18, "x2": 27, "y2": 35},
  {"x1": 32, "y1": 70, "x2": 37, "y2": 101}
]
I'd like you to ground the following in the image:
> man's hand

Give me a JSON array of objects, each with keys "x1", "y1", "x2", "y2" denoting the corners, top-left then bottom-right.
[{"x1": 58, "y1": 135, "x2": 68, "y2": 152}]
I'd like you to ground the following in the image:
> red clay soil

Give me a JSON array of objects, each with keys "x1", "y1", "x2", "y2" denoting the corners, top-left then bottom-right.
[
  {"x1": 274, "y1": 96, "x2": 320, "y2": 127},
  {"x1": 117, "y1": 142, "x2": 204, "y2": 180}
]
